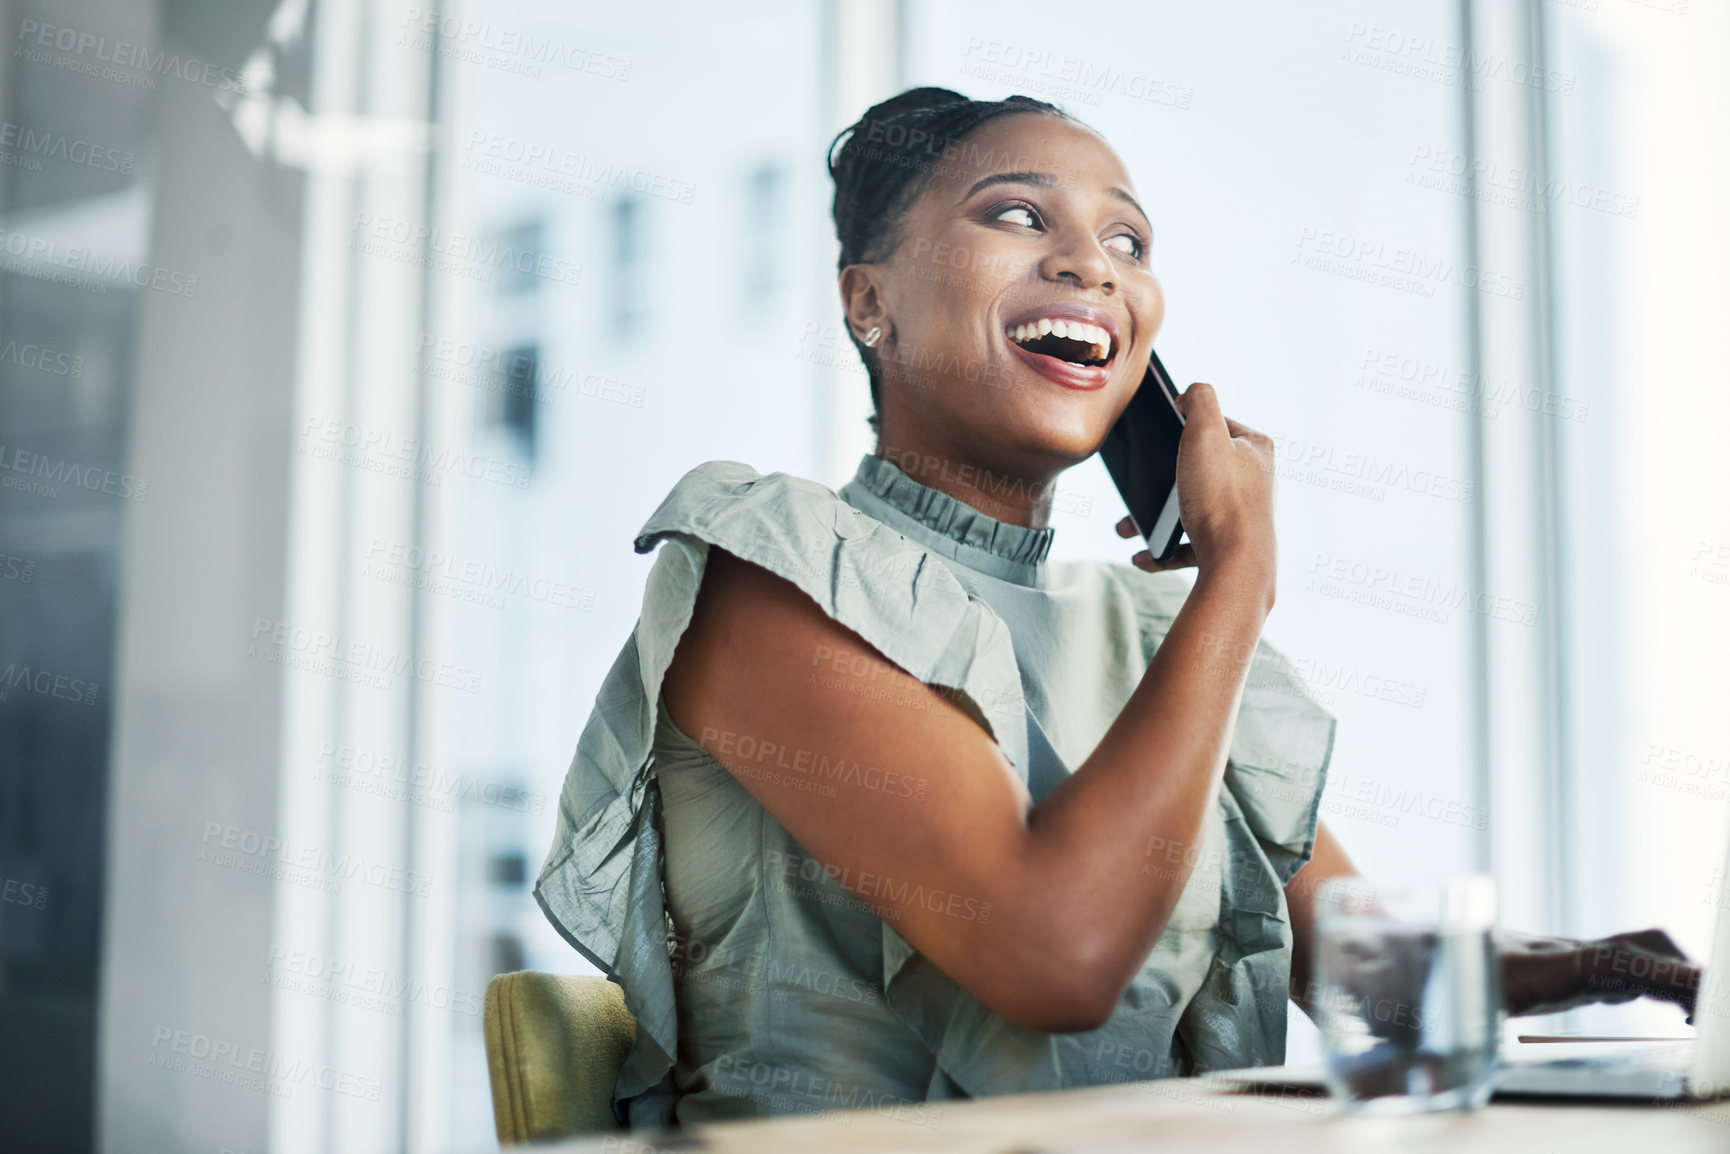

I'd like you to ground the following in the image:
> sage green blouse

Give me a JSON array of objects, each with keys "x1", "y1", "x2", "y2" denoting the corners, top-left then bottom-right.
[{"x1": 533, "y1": 454, "x2": 1337, "y2": 1129}]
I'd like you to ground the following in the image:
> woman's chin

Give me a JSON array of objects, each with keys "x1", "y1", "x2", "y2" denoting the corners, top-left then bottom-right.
[{"x1": 1010, "y1": 410, "x2": 1117, "y2": 462}]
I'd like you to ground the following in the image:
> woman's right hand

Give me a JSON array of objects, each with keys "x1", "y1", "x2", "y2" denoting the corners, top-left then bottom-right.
[{"x1": 1117, "y1": 382, "x2": 1278, "y2": 589}]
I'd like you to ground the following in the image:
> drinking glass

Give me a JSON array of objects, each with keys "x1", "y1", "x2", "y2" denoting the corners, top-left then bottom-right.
[{"x1": 1312, "y1": 874, "x2": 1501, "y2": 1113}]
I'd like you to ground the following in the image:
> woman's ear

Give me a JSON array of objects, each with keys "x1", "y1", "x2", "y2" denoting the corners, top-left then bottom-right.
[{"x1": 839, "y1": 265, "x2": 890, "y2": 347}]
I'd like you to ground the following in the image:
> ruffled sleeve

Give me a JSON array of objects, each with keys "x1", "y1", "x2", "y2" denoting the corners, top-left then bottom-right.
[{"x1": 531, "y1": 461, "x2": 1032, "y2": 1124}]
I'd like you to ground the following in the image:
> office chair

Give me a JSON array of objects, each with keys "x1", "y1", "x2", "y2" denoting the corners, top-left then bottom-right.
[{"x1": 483, "y1": 971, "x2": 637, "y2": 1144}]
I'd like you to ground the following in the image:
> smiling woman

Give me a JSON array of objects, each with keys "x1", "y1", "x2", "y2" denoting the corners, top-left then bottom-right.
[
  {"x1": 532, "y1": 87, "x2": 1700, "y2": 1129},
  {"x1": 830, "y1": 89, "x2": 1166, "y2": 485}
]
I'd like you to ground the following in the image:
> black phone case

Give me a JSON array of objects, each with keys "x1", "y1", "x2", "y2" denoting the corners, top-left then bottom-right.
[{"x1": 1103, "y1": 347, "x2": 1186, "y2": 563}]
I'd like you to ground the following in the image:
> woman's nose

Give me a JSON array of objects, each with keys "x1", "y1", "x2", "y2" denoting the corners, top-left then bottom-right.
[{"x1": 1038, "y1": 230, "x2": 1116, "y2": 293}]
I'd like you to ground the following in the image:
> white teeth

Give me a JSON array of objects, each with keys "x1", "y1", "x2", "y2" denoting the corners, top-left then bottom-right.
[{"x1": 1006, "y1": 316, "x2": 1115, "y2": 362}]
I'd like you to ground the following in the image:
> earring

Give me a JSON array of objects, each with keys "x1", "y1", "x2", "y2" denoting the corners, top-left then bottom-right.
[{"x1": 862, "y1": 325, "x2": 883, "y2": 348}]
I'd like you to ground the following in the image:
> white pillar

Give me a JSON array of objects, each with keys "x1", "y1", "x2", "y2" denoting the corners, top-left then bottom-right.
[
  {"x1": 270, "y1": 1, "x2": 447, "y2": 1151},
  {"x1": 815, "y1": 0, "x2": 905, "y2": 487},
  {"x1": 1460, "y1": 0, "x2": 1570, "y2": 939}
]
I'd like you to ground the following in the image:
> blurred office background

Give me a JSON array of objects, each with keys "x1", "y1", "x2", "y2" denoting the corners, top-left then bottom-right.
[{"x1": 0, "y1": 0, "x2": 1724, "y2": 1149}]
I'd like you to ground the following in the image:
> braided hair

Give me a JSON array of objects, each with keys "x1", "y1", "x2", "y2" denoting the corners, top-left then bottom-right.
[{"x1": 827, "y1": 87, "x2": 1079, "y2": 429}]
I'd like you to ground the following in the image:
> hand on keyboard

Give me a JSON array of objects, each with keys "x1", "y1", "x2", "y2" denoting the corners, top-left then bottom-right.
[{"x1": 1498, "y1": 927, "x2": 1700, "y2": 1019}]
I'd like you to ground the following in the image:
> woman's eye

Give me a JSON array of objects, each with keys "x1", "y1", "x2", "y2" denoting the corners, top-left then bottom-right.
[
  {"x1": 993, "y1": 204, "x2": 1038, "y2": 228},
  {"x1": 1106, "y1": 233, "x2": 1144, "y2": 259}
]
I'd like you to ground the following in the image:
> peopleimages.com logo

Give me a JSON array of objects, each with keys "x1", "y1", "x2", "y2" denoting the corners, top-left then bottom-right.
[
  {"x1": 247, "y1": 616, "x2": 485, "y2": 695},
  {"x1": 16, "y1": 18, "x2": 251, "y2": 94}
]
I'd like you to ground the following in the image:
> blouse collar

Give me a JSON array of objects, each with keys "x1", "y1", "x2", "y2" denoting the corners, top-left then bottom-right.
[{"x1": 838, "y1": 454, "x2": 1055, "y2": 587}]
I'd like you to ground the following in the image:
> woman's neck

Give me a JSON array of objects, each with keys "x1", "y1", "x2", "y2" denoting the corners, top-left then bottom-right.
[{"x1": 872, "y1": 440, "x2": 1059, "y2": 530}]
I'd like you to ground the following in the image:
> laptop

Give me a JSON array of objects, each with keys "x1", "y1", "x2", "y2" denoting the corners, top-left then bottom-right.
[
  {"x1": 1230, "y1": 840, "x2": 1730, "y2": 1102},
  {"x1": 1494, "y1": 846, "x2": 1730, "y2": 1101}
]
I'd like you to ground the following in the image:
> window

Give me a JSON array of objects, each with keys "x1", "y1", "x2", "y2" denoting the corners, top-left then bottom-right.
[
  {"x1": 495, "y1": 217, "x2": 547, "y2": 297},
  {"x1": 611, "y1": 195, "x2": 645, "y2": 336},
  {"x1": 743, "y1": 162, "x2": 786, "y2": 308},
  {"x1": 489, "y1": 343, "x2": 538, "y2": 459}
]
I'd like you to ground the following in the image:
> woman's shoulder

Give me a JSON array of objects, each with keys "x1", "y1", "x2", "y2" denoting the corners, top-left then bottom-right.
[
  {"x1": 633, "y1": 459, "x2": 962, "y2": 597},
  {"x1": 634, "y1": 459, "x2": 877, "y2": 553},
  {"x1": 628, "y1": 458, "x2": 1029, "y2": 761},
  {"x1": 631, "y1": 459, "x2": 830, "y2": 532}
]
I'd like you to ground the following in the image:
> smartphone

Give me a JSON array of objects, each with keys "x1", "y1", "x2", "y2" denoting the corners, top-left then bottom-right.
[{"x1": 1099, "y1": 347, "x2": 1187, "y2": 563}]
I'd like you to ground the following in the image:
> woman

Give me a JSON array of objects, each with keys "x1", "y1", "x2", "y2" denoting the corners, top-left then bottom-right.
[{"x1": 534, "y1": 87, "x2": 1698, "y2": 1128}]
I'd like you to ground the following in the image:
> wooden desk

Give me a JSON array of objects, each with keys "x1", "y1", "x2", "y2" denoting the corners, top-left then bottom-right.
[{"x1": 551, "y1": 1071, "x2": 1730, "y2": 1153}]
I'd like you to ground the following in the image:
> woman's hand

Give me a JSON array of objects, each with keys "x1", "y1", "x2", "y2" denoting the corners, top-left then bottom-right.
[
  {"x1": 1498, "y1": 927, "x2": 1700, "y2": 1019},
  {"x1": 1116, "y1": 382, "x2": 1277, "y2": 590}
]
